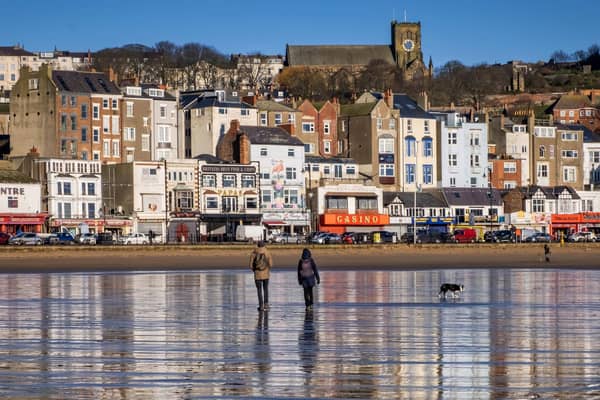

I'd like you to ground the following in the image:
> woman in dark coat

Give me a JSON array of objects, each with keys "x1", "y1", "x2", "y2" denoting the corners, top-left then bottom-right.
[{"x1": 297, "y1": 248, "x2": 320, "y2": 310}]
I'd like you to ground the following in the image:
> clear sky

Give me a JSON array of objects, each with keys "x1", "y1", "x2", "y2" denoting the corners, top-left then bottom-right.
[{"x1": 5, "y1": 0, "x2": 597, "y2": 67}]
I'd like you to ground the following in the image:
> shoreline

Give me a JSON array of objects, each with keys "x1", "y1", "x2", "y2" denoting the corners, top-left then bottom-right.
[{"x1": 0, "y1": 244, "x2": 599, "y2": 273}]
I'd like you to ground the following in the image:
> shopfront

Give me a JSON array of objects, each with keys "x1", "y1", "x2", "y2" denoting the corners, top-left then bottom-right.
[
  {"x1": 551, "y1": 212, "x2": 600, "y2": 237},
  {"x1": 50, "y1": 218, "x2": 132, "y2": 236},
  {"x1": 0, "y1": 214, "x2": 47, "y2": 234},
  {"x1": 320, "y1": 213, "x2": 390, "y2": 234}
]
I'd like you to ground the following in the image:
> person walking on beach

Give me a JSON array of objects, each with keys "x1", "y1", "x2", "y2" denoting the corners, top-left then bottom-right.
[
  {"x1": 297, "y1": 248, "x2": 320, "y2": 310},
  {"x1": 544, "y1": 244, "x2": 551, "y2": 262},
  {"x1": 250, "y1": 241, "x2": 272, "y2": 311}
]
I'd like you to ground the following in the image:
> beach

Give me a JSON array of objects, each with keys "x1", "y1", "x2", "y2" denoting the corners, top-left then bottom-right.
[{"x1": 0, "y1": 243, "x2": 599, "y2": 272}]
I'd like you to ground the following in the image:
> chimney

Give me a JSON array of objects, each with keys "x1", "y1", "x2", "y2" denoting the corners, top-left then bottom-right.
[
  {"x1": 383, "y1": 88, "x2": 393, "y2": 108},
  {"x1": 28, "y1": 146, "x2": 40, "y2": 158},
  {"x1": 239, "y1": 133, "x2": 251, "y2": 165},
  {"x1": 279, "y1": 123, "x2": 295, "y2": 136},
  {"x1": 332, "y1": 97, "x2": 341, "y2": 114},
  {"x1": 242, "y1": 95, "x2": 257, "y2": 106},
  {"x1": 230, "y1": 119, "x2": 240, "y2": 133},
  {"x1": 417, "y1": 91, "x2": 429, "y2": 111}
]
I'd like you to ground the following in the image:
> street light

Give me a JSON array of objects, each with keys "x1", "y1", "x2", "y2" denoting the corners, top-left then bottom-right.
[
  {"x1": 486, "y1": 166, "x2": 493, "y2": 234},
  {"x1": 413, "y1": 139, "x2": 421, "y2": 245}
]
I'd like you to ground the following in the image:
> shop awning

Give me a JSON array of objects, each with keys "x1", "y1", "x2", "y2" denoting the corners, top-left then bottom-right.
[{"x1": 263, "y1": 220, "x2": 286, "y2": 225}]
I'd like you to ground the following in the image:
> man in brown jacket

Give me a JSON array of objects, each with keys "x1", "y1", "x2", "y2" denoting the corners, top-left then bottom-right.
[{"x1": 250, "y1": 241, "x2": 273, "y2": 311}]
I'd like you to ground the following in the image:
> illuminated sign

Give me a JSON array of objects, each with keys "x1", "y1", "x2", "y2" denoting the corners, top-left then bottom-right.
[{"x1": 323, "y1": 213, "x2": 390, "y2": 226}]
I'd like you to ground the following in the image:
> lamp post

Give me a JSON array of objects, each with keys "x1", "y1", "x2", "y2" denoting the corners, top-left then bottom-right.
[
  {"x1": 413, "y1": 140, "x2": 420, "y2": 245},
  {"x1": 487, "y1": 166, "x2": 493, "y2": 234}
]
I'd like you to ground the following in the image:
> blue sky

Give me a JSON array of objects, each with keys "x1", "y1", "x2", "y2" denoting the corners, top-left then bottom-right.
[{"x1": 5, "y1": 0, "x2": 597, "y2": 67}]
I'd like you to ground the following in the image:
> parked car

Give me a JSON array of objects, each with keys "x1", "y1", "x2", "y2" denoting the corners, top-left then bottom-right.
[
  {"x1": 567, "y1": 231, "x2": 597, "y2": 242},
  {"x1": 525, "y1": 232, "x2": 553, "y2": 243},
  {"x1": 270, "y1": 232, "x2": 304, "y2": 244},
  {"x1": 342, "y1": 232, "x2": 358, "y2": 244},
  {"x1": 323, "y1": 233, "x2": 342, "y2": 244},
  {"x1": 453, "y1": 228, "x2": 478, "y2": 243},
  {"x1": 75, "y1": 233, "x2": 97, "y2": 245},
  {"x1": 9, "y1": 232, "x2": 43, "y2": 246},
  {"x1": 308, "y1": 232, "x2": 329, "y2": 244},
  {"x1": 95, "y1": 232, "x2": 115, "y2": 245},
  {"x1": 485, "y1": 230, "x2": 516, "y2": 243},
  {"x1": 118, "y1": 233, "x2": 149, "y2": 245},
  {"x1": 370, "y1": 230, "x2": 397, "y2": 244},
  {"x1": 0, "y1": 232, "x2": 11, "y2": 245},
  {"x1": 50, "y1": 232, "x2": 76, "y2": 245}
]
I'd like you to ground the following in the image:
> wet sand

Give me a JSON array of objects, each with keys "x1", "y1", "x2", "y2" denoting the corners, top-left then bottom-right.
[{"x1": 0, "y1": 243, "x2": 599, "y2": 272}]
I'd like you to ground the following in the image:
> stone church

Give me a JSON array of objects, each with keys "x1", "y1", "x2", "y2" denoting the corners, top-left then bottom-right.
[{"x1": 286, "y1": 21, "x2": 433, "y2": 80}]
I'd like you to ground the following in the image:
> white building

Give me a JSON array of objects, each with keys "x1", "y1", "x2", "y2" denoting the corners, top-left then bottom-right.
[
  {"x1": 583, "y1": 126, "x2": 600, "y2": 190},
  {"x1": 435, "y1": 112, "x2": 489, "y2": 188},
  {"x1": 179, "y1": 89, "x2": 258, "y2": 158},
  {"x1": 505, "y1": 123, "x2": 530, "y2": 186},
  {"x1": 149, "y1": 87, "x2": 178, "y2": 161},
  {"x1": 0, "y1": 162, "x2": 45, "y2": 234}
]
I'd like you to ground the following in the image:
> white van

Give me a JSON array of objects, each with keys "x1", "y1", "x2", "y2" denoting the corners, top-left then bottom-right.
[{"x1": 235, "y1": 225, "x2": 265, "y2": 242}]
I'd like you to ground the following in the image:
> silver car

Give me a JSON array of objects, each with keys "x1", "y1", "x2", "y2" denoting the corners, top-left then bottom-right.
[{"x1": 9, "y1": 232, "x2": 43, "y2": 246}]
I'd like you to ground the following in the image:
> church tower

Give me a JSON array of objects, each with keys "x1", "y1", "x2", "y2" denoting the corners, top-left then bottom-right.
[{"x1": 391, "y1": 21, "x2": 426, "y2": 78}]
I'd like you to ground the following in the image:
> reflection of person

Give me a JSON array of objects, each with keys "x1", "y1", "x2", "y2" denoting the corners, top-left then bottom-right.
[
  {"x1": 255, "y1": 311, "x2": 270, "y2": 375},
  {"x1": 298, "y1": 309, "x2": 317, "y2": 376},
  {"x1": 544, "y1": 244, "x2": 551, "y2": 262},
  {"x1": 250, "y1": 241, "x2": 273, "y2": 311},
  {"x1": 297, "y1": 248, "x2": 320, "y2": 310}
]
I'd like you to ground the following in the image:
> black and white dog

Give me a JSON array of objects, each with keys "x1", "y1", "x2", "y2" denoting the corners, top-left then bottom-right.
[{"x1": 438, "y1": 283, "x2": 464, "y2": 299}]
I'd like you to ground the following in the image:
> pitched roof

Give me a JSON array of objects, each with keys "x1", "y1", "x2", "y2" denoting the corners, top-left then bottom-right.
[
  {"x1": 255, "y1": 100, "x2": 297, "y2": 112},
  {"x1": 286, "y1": 44, "x2": 395, "y2": 66},
  {"x1": 241, "y1": 126, "x2": 304, "y2": 146},
  {"x1": 52, "y1": 71, "x2": 120, "y2": 94},
  {"x1": 383, "y1": 190, "x2": 448, "y2": 208},
  {"x1": 340, "y1": 102, "x2": 378, "y2": 117},
  {"x1": 392, "y1": 94, "x2": 435, "y2": 119},
  {"x1": 551, "y1": 94, "x2": 592, "y2": 110},
  {"x1": 180, "y1": 90, "x2": 255, "y2": 110},
  {"x1": 516, "y1": 185, "x2": 580, "y2": 200},
  {"x1": 194, "y1": 154, "x2": 232, "y2": 163},
  {"x1": 0, "y1": 46, "x2": 35, "y2": 57},
  {"x1": 442, "y1": 188, "x2": 503, "y2": 206},
  {"x1": 305, "y1": 155, "x2": 357, "y2": 164}
]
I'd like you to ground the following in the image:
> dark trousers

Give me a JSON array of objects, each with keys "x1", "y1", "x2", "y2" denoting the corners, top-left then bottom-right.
[
  {"x1": 255, "y1": 279, "x2": 269, "y2": 307},
  {"x1": 303, "y1": 286, "x2": 314, "y2": 307}
]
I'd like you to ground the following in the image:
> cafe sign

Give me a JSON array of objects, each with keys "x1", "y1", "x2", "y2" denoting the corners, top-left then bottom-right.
[{"x1": 201, "y1": 165, "x2": 256, "y2": 173}]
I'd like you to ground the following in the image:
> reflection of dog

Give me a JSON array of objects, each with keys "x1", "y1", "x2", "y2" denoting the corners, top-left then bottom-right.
[{"x1": 439, "y1": 283, "x2": 464, "y2": 299}]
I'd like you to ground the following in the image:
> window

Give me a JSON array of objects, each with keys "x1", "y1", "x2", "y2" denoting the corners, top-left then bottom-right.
[
  {"x1": 324, "y1": 121, "x2": 331, "y2": 134},
  {"x1": 423, "y1": 165, "x2": 433, "y2": 184},
  {"x1": 8, "y1": 196, "x2": 18, "y2": 208},
  {"x1": 448, "y1": 132, "x2": 457, "y2": 145},
  {"x1": 311, "y1": 164, "x2": 319, "y2": 172},
  {"x1": 424, "y1": 120, "x2": 430, "y2": 133},
  {"x1": 262, "y1": 189, "x2": 272, "y2": 205},
  {"x1": 126, "y1": 102, "x2": 134, "y2": 117},
  {"x1": 274, "y1": 113, "x2": 282, "y2": 125},
  {"x1": 405, "y1": 136, "x2": 416, "y2": 156},
  {"x1": 63, "y1": 203, "x2": 72, "y2": 218},
  {"x1": 245, "y1": 197, "x2": 258, "y2": 209},
  {"x1": 539, "y1": 145, "x2": 546, "y2": 158},
  {"x1": 504, "y1": 162, "x2": 517, "y2": 173},
  {"x1": 70, "y1": 96, "x2": 77, "y2": 106},
  {"x1": 103, "y1": 140, "x2": 110, "y2": 157},
  {"x1": 407, "y1": 119, "x2": 413, "y2": 132},
  {"x1": 470, "y1": 177, "x2": 477, "y2": 187},
  {"x1": 283, "y1": 188, "x2": 299, "y2": 206},
  {"x1": 241, "y1": 109, "x2": 250, "y2": 116},
  {"x1": 112, "y1": 99, "x2": 118, "y2": 109},
  {"x1": 223, "y1": 175, "x2": 236, "y2": 188},
  {"x1": 302, "y1": 122, "x2": 315, "y2": 133},
  {"x1": 357, "y1": 198, "x2": 377, "y2": 210},
  {"x1": 241, "y1": 175, "x2": 255, "y2": 188},
  {"x1": 112, "y1": 140, "x2": 120, "y2": 157},
  {"x1": 61, "y1": 95, "x2": 67, "y2": 106},
  {"x1": 450, "y1": 177, "x2": 456, "y2": 187},
  {"x1": 561, "y1": 150, "x2": 578, "y2": 158},
  {"x1": 103, "y1": 99, "x2": 109, "y2": 109},
  {"x1": 71, "y1": 114, "x2": 77, "y2": 130},
  {"x1": 288, "y1": 148, "x2": 295, "y2": 157},
  {"x1": 125, "y1": 127, "x2": 136, "y2": 141},
  {"x1": 158, "y1": 126, "x2": 170, "y2": 143},
  {"x1": 470, "y1": 132, "x2": 480, "y2": 146},
  {"x1": 423, "y1": 138, "x2": 432, "y2": 157},
  {"x1": 103, "y1": 116, "x2": 110, "y2": 133},
  {"x1": 326, "y1": 197, "x2": 348, "y2": 209},
  {"x1": 111, "y1": 116, "x2": 119, "y2": 134},
  {"x1": 537, "y1": 164, "x2": 548, "y2": 178},
  {"x1": 532, "y1": 198, "x2": 545, "y2": 213},
  {"x1": 81, "y1": 127, "x2": 88, "y2": 142},
  {"x1": 286, "y1": 167, "x2": 297, "y2": 180},
  {"x1": 87, "y1": 182, "x2": 95, "y2": 196},
  {"x1": 177, "y1": 191, "x2": 193, "y2": 210},
  {"x1": 202, "y1": 175, "x2": 216, "y2": 187},
  {"x1": 334, "y1": 164, "x2": 342, "y2": 178},
  {"x1": 92, "y1": 104, "x2": 99, "y2": 120},
  {"x1": 376, "y1": 118, "x2": 383, "y2": 130},
  {"x1": 60, "y1": 113, "x2": 67, "y2": 131},
  {"x1": 63, "y1": 182, "x2": 72, "y2": 195},
  {"x1": 561, "y1": 131, "x2": 578, "y2": 141},
  {"x1": 288, "y1": 114, "x2": 295, "y2": 123},
  {"x1": 324, "y1": 140, "x2": 331, "y2": 154},
  {"x1": 563, "y1": 166, "x2": 576, "y2": 182},
  {"x1": 304, "y1": 143, "x2": 315, "y2": 154},
  {"x1": 379, "y1": 138, "x2": 394, "y2": 153},
  {"x1": 260, "y1": 113, "x2": 267, "y2": 125},
  {"x1": 346, "y1": 166, "x2": 356, "y2": 175},
  {"x1": 260, "y1": 148, "x2": 268, "y2": 156},
  {"x1": 81, "y1": 104, "x2": 88, "y2": 119},
  {"x1": 591, "y1": 151, "x2": 600, "y2": 163},
  {"x1": 323, "y1": 166, "x2": 330, "y2": 175},
  {"x1": 28, "y1": 78, "x2": 39, "y2": 90},
  {"x1": 470, "y1": 154, "x2": 480, "y2": 167},
  {"x1": 405, "y1": 164, "x2": 415, "y2": 183},
  {"x1": 141, "y1": 135, "x2": 150, "y2": 151},
  {"x1": 218, "y1": 107, "x2": 226, "y2": 115},
  {"x1": 160, "y1": 105, "x2": 167, "y2": 118},
  {"x1": 389, "y1": 119, "x2": 396, "y2": 129},
  {"x1": 449, "y1": 154, "x2": 457, "y2": 167},
  {"x1": 205, "y1": 196, "x2": 218, "y2": 209},
  {"x1": 380, "y1": 163, "x2": 394, "y2": 177},
  {"x1": 92, "y1": 151, "x2": 100, "y2": 160}
]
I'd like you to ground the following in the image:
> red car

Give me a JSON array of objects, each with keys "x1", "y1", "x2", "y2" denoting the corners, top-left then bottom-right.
[{"x1": 0, "y1": 232, "x2": 12, "y2": 245}]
